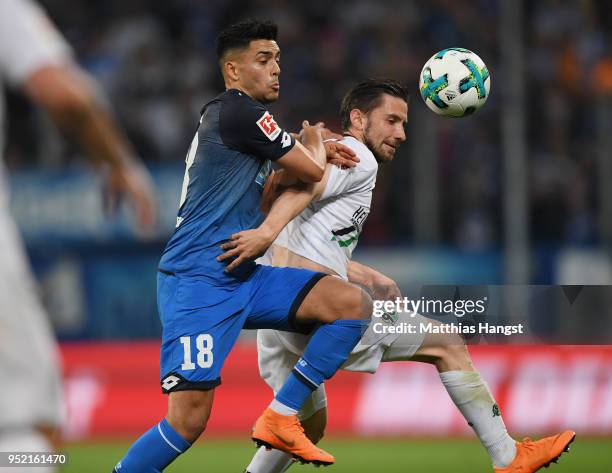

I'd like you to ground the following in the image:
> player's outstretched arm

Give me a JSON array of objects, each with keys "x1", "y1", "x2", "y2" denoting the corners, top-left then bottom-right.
[
  {"x1": 218, "y1": 129, "x2": 358, "y2": 272},
  {"x1": 218, "y1": 166, "x2": 332, "y2": 272},
  {"x1": 23, "y1": 65, "x2": 157, "y2": 231},
  {"x1": 218, "y1": 125, "x2": 360, "y2": 271},
  {"x1": 348, "y1": 260, "x2": 401, "y2": 301}
]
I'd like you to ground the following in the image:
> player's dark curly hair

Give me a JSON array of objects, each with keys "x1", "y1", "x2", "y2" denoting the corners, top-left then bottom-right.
[
  {"x1": 340, "y1": 79, "x2": 409, "y2": 131},
  {"x1": 216, "y1": 19, "x2": 278, "y2": 60}
]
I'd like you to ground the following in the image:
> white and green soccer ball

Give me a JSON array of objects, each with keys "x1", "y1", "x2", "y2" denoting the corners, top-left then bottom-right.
[{"x1": 419, "y1": 48, "x2": 491, "y2": 118}]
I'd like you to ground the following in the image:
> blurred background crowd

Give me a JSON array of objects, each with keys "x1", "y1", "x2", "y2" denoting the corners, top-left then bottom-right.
[
  {"x1": 7, "y1": 0, "x2": 612, "y2": 247},
  {"x1": 4, "y1": 0, "x2": 612, "y2": 339}
]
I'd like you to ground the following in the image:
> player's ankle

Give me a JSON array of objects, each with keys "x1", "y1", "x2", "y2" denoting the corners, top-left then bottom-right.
[
  {"x1": 269, "y1": 399, "x2": 298, "y2": 416},
  {"x1": 489, "y1": 435, "x2": 517, "y2": 468}
]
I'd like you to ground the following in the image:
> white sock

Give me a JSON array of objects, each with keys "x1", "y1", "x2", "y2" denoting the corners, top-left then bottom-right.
[
  {"x1": 440, "y1": 370, "x2": 516, "y2": 468},
  {"x1": 0, "y1": 429, "x2": 56, "y2": 473},
  {"x1": 269, "y1": 399, "x2": 298, "y2": 416},
  {"x1": 245, "y1": 446, "x2": 294, "y2": 473}
]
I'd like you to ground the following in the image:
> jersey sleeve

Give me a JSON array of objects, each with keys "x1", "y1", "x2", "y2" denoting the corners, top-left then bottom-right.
[
  {"x1": 219, "y1": 93, "x2": 295, "y2": 161},
  {"x1": 0, "y1": 0, "x2": 72, "y2": 87}
]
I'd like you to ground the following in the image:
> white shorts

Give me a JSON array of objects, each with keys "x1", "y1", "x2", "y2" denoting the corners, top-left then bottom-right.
[
  {"x1": 0, "y1": 219, "x2": 63, "y2": 429},
  {"x1": 257, "y1": 312, "x2": 427, "y2": 420}
]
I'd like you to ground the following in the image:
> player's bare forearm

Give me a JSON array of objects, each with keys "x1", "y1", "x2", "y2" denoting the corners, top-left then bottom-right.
[
  {"x1": 262, "y1": 182, "x2": 314, "y2": 237},
  {"x1": 348, "y1": 261, "x2": 401, "y2": 301},
  {"x1": 218, "y1": 182, "x2": 316, "y2": 272},
  {"x1": 261, "y1": 165, "x2": 331, "y2": 213},
  {"x1": 299, "y1": 124, "x2": 326, "y2": 179},
  {"x1": 347, "y1": 260, "x2": 374, "y2": 291},
  {"x1": 26, "y1": 66, "x2": 131, "y2": 169},
  {"x1": 221, "y1": 159, "x2": 336, "y2": 272},
  {"x1": 276, "y1": 122, "x2": 325, "y2": 183},
  {"x1": 219, "y1": 139, "x2": 348, "y2": 272}
]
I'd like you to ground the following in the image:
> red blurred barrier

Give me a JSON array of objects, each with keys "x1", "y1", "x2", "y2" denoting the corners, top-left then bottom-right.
[
  {"x1": 353, "y1": 345, "x2": 612, "y2": 437},
  {"x1": 60, "y1": 342, "x2": 612, "y2": 440}
]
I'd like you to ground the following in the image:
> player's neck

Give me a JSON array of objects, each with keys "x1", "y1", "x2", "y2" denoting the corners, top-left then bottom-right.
[
  {"x1": 225, "y1": 84, "x2": 258, "y2": 102},
  {"x1": 344, "y1": 129, "x2": 365, "y2": 144}
]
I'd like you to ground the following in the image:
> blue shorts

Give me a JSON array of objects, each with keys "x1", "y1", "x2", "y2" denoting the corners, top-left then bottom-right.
[{"x1": 158, "y1": 265, "x2": 326, "y2": 393}]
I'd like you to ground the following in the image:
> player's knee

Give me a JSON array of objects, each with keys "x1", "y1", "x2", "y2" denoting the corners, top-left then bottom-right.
[
  {"x1": 359, "y1": 288, "x2": 373, "y2": 320},
  {"x1": 338, "y1": 285, "x2": 372, "y2": 321},
  {"x1": 167, "y1": 390, "x2": 213, "y2": 442},
  {"x1": 300, "y1": 278, "x2": 372, "y2": 323},
  {"x1": 173, "y1": 409, "x2": 209, "y2": 442}
]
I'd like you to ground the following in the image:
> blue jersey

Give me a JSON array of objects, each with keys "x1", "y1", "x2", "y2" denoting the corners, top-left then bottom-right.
[{"x1": 159, "y1": 89, "x2": 295, "y2": 284}]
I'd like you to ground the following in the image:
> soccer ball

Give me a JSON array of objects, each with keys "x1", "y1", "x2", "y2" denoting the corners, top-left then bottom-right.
[{"x1": 419, "y1": 48, "x2": 491, "y2": 118}]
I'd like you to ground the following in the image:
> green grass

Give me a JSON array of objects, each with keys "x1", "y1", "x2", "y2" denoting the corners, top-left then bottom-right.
[{"x1": 61, "y1": 437, "x2": 611, "y2": 473}]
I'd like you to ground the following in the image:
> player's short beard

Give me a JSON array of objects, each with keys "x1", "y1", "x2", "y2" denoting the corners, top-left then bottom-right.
[{"x1": 363, "y1": 123, "x2": 387, "y2": 163}]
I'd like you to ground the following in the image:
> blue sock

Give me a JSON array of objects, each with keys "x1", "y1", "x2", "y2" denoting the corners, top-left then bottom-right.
[
  {"x1": 276, "y1": 319, "x2": 369, "y2": 411},
  {"x1": 113, "y1": 419, "x2": 191, "y2": 473}
]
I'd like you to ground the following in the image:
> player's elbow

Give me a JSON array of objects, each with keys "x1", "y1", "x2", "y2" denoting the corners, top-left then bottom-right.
[
  {"x1": 298, "y1": 164, "x2": 325, "y2": 183},
  {"x1": 27, "y1": 67, "x2": 97, "y2": 128},
  {"x1": 47, "y1": 85, "x2": 96, "y2": 127},
  {"x1": 277, "y1": 145, "x2": 326, "y2": 183}
]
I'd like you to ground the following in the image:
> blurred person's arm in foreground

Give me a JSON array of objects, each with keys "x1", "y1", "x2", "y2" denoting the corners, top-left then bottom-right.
[
  {"x1": 23, "y1": 67, "x2": 157, "y2": 231},
  {"x1": 0, "y1": 0, "x2": 156, "y2": 232}
]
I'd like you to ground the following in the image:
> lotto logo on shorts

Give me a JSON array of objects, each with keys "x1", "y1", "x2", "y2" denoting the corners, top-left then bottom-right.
[
  {"x1": 256, "y1": 111, "x2": 281, "y2": 141},
  {"x1": 161, "y1": 374, "x2": 182, "y2": 393}
]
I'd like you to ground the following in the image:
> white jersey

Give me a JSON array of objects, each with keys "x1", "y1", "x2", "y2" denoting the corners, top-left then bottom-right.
[
  {"x1": 0, "y1": 0, "x2": 72, "y2": 429},
  {"x1": 274, "y1": 135, "x2": 378, "y2": 279},
  {"x1": 263, "y1": 136, "x2": 378, "y2": 357}
]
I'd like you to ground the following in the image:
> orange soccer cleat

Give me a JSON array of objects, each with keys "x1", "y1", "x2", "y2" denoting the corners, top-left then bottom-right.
[
  {"x1": 494, "y1": 431, "x2": 576, "y2": 473},
  {"x1": 251, "y1": 408, "x2": 335, "y2": 466}
]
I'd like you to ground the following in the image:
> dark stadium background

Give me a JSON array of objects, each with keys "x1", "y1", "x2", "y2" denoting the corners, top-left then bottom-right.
[{"x1": 3, "y1": 1, "x2": 612, "y2": 471}]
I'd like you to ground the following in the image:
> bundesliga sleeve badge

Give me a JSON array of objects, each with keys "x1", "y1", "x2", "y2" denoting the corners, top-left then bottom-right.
[{"x1": 256, "y1": 111, "x2": 282, "y2": 141}]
